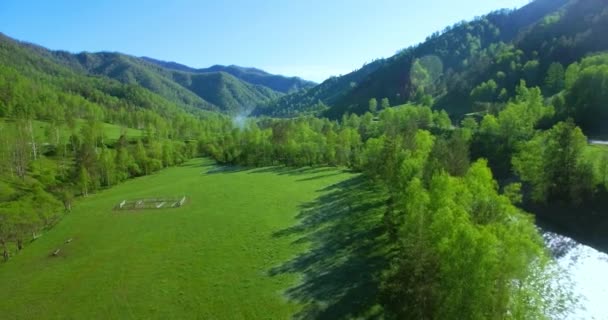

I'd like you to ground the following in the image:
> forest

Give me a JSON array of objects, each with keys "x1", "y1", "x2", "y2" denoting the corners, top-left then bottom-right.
[{"x1": 1, "y1": 0, "x2": 608, "y2": 318}]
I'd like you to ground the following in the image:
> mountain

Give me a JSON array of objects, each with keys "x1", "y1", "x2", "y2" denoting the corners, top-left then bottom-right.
[
  {"x1": 252, "y1": 59, "x2": 386, "y2": 117},
  {"x1": 0, "y1": 34, "x2": 316, "y2": 114},
  {"x1": 257, "y1": 0, "x2": 608, "y2": 119},
  {"x1": 141, "y1": 57, "x2": 316, "y2": 94},
  {"x1": 53, "y1": 51, "x2": 282, "y2": 114}
]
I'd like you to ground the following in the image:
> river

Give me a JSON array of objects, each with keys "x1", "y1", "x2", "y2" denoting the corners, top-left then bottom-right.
[
  {"x1": 544, "y1": 231, "x2": 608, "y2": 319},
  {"x1": 589, "y1": 140, "x2": 608, "y2": 145}
]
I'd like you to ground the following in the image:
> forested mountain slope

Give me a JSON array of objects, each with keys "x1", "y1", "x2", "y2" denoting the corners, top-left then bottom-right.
[
  {"x1": 142, "y1": 58, "x2": 316, "y2": 94},
  {"x1": 251, "y1": 59, "x2": 386, "y2": 117},
  {"x1": 257, "y1": 0, "x2": 608, "y2": 119},
  {"x1": 0, "y1": 34, "x2": 298, "y2": 114}
]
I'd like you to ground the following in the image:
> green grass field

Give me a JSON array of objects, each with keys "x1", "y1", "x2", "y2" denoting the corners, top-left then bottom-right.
[{"x1": 0, "y1": 159, "x2": 388, "y2": 319}]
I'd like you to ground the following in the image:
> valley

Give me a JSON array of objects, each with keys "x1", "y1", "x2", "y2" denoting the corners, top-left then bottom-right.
[
  {"x1": 0, "y1": 159, "x2": 358, "y2": 319},
  {"x1": 1, "y1": 0, "x2": 608, "y2": 318}
]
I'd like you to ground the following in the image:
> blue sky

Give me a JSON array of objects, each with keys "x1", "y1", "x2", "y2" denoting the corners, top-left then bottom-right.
[{"x1": 0, "y1": 0, "x2": 529, "y2": 82}]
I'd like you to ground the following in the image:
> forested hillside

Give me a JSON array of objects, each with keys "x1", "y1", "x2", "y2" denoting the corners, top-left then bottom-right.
[
  {"x1": 0, "y1": 34, "x2": 304, "y2": 114},
  {"x1": 257, "y1": 0, "x2": 608, "y2": 125},
  {"x1": 142, "y1": 58, "x2": 316, "y2": 94}
]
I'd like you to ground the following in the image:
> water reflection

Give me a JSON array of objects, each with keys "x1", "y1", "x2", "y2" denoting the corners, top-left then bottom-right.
[{"x1": 544, "y1": 231, "x2": 608, "y2": 320}]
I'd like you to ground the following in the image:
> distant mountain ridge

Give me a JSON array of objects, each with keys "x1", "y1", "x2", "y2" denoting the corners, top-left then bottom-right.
[
  {"x1": 0, "y1": 34, "x2": 315, "y2": 114},
  {"x1": 141, "y1": 57, "x2": 316, "y2": 94}
]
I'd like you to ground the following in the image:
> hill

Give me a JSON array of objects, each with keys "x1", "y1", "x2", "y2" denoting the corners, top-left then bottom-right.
[
  {"x1": 0, "y1": 34, "x2": 304, "y2": 114},
  {"x1": 142, "y1": 57, "x2": 317, "y2": 94},
  {"x1": 257, "y1": 0, "x2": 608, "y2": 119}
]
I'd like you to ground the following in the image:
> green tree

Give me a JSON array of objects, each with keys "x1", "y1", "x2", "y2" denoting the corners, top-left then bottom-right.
[
  {"x1": 382, "y1": 160, "x2": 573, "y2": 319},
  {"x1": 513, "y1": 120, "x2": 594, "y2": 203},
  {"x1": 544, "y1": 62, "x2": 565, "y2": 95},
  {"x1": 368, "y1": 98, "x2": 378, "y2": 114},
  {"x1": 470, "y1": 79, "x2": 498, "y2": 102},
  {"x1": 380, "y1": 97, "x2": 390, "y2": 111}
]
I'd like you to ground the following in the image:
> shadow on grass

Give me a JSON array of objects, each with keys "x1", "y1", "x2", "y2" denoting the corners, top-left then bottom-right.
[
  {"x1": 205, "y1": 165, "x2": 249, "y2": 174},
  {"x1": 270, "y1": 176, "x2": 391, "y2": 320},
  {"x1": 250, "y1": 166, "x2": 341, "y2": 176},
  {"x1": 205, "y1": 163, "x2": 348, "y2": 178}
]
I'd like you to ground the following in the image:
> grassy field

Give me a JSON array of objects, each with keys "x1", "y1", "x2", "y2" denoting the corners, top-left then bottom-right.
[{"x1": 0, "y1": 159, "x2": 388, "y2": 319}]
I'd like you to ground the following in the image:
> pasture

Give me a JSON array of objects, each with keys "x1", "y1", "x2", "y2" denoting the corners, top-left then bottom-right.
[{"x1": 0, "y1": 159, "x2": 387, "y2": 319}]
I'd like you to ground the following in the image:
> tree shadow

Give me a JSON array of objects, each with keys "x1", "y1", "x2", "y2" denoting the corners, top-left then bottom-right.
[
  {"x1": 205, "y1": 163, "x2": 345, "y2": 177},
  {"x1": 530, "y1": 186, "x2": 608, "y2": 255},
  {"x1": 270, "y1": 176, "x2": 391, "y2": 319},
  {"x1": 250, "y1": 166, "x2": 341, "y2": 176},
  {"x1": 205, "y1": 165, "x2": 249, "y2": 174}
]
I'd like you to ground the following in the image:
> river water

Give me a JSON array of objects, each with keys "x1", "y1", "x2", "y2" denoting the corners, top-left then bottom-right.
[
  {"x1": 544, "y1": 231, "x2": 608, "y2": 319},
  {"x1": 589, "y1": 140, "x2": 608, "y2": 145}
]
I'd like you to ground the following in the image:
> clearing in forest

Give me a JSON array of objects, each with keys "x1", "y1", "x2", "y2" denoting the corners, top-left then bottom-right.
[{"x1": 0, "y1": 158, "x2": 388, "y2": 319}]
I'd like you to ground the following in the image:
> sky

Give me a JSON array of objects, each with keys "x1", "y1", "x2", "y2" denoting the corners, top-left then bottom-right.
[{"x1": 0, "y1": 0, "x2": 530, "y2": 82}]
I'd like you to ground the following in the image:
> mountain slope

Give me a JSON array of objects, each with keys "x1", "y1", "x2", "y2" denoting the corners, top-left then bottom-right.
[
  {"x1": 256, "y1": 0, "x2": 608, "y2": 119},
  {"x1": 0, "y1": 34, "x2": 290, "y2": 114},
  {"x1": 142, "y1": 57, "x2": 316, "y2": 94},
  {"x1": 54, "y1": 51, "x2": 282, "y2": 114},
  {"x1": 252, "y1": 59, "x2": 386, "y2": 117},
  {"x1": 0, "y1": 33, "x2": 219, "y2": 136}
]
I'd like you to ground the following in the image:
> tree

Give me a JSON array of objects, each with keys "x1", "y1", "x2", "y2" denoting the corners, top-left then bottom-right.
[
  {"x1": 77, "y1": 166, "x2": 91, "y2": 197},
  {"x1": 382, "y1": 160, "x2": 573, "y2": 319},
  {"x1": 99, "y1": 146, "x2": 116, "y2": 187},
  {"x1": 565, "y1": 63, "x2": 608, "y2": 135},
  {"x1": 380, "y1": 97, "x2": 390, "y2": 111},
  {"x1": 513, "y1": 120, "x2": 594, "y2": 204},
  {"x1": 368, "y1": 98, "x2": 378, "y2": 114},
  {"x1": 470, "y1": 79, "x2": 498, "y2": 102},
  {"x1": 544, "y1": 62, "x2": 565, "y2": 96},
  {"x1": 523, "y1": 60, "x2": 540, "y2": 86},
  {"x1": 133, "y1": 140, "x2": 149, "y2": 176}
]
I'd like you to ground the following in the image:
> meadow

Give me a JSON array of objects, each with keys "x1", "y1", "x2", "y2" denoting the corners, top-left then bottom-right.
[{"x1": 0, "y1": 159, "x2": 387, "y2": 319}]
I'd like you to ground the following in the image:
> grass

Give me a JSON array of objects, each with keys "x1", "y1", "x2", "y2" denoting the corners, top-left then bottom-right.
[{"x1": 0, "y1": 159, "x2": 388, "y2": 319}]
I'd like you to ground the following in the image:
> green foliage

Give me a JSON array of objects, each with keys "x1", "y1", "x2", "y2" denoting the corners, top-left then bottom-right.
[
  {"x1": 544, "y1": 62, "x2": 565, "y2": 95},
  {"x1": 2, "y1": 2, "x2": 601, "y2": 317},
  {"x1": 0, "y1": 34, "x2": 296, "y2": 115},
  {"x1": 470, "y1": 79, "x2": 498, "y2": 102},
  {"x1": 380, "y1": 97, "x2": 390, "y2": 110},
  {"x1": 143, "y1": 59, "x2": 316, "y2": 93},
  {"x1": 562, "y1": 54, "x2": 608, "y2": 135},
  {"x1": 513, "y1": 120, "x2": 595, "y2": 203},
  {"x1": 583, "y1": 145, "x2": 608, "y2": 189},
  {"x1": 471, "y1": 81, "x2": 554, "y2": 177},
  {"x1": 259, "y1": 0, "x2": 608, "y2": 119},
  {"x1": 382, "y1": 161, "x2": 571, "y2": 319},
  {"x1": 368, "y1": 98, "x2": 378, "y2": 113},
  {"x1": 523, "y1": 60, "x2": 541, "y2": 86}
]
